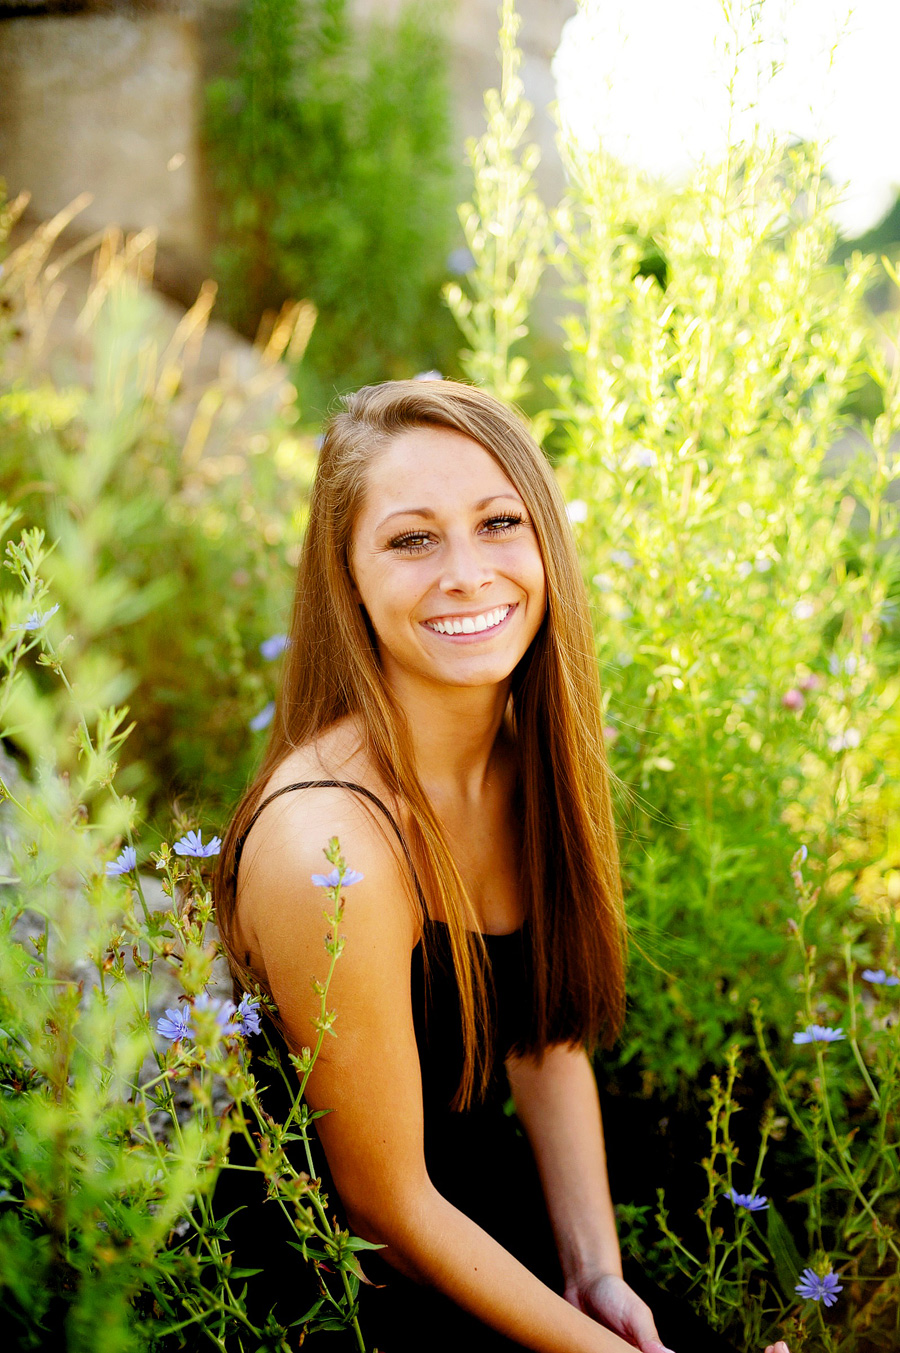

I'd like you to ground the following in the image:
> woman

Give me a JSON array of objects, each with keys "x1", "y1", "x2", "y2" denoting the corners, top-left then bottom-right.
[{"x1": 213, "y1": 380, "x2": 789, "y2": 1353}]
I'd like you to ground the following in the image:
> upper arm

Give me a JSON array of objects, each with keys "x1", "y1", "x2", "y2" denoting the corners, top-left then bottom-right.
[{"x1": 235, "y1": 788, "x2": 427, "y2": 1235}]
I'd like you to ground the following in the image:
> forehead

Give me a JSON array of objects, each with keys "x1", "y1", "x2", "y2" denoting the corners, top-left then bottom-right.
[{"x1": 361, "y1": 426, "x2": 520, "y2": 511}]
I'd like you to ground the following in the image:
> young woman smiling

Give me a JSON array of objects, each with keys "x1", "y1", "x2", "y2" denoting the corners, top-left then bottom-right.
[{"x1": 213, "y1": 380, "x2": 790, "y2": 1353}]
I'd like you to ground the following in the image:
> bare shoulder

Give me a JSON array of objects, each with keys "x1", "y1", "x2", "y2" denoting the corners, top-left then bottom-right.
[
  {"x1": 238, "y1": 717, "x2": 402, "y2": 897},
  {"x1": 234, "y1": 727, "x2": 418, "y2": 1014}
]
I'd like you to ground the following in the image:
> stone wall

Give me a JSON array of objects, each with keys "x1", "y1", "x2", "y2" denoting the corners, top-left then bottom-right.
[
  {"x1": 0, "y1": 11, "x2": 212, "y2": 300},
  {"x1": 0, "y1": 1, "x2": 574, "y2": 303}
]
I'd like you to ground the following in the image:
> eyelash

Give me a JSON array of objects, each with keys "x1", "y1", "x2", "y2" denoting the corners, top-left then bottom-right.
[{"x1": 388, "y1": 513, "x2": 526, "y2": 555}]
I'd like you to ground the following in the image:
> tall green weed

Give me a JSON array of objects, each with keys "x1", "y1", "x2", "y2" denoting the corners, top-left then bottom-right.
[
  {"x1": 0, "y1": 521, "x2": 366, "y2": 1349},
  {"x1": 0, "y1": 204, "x2": 314, "y2": 823},
  {"x1": 448, "y1": 2, "x2": 900, "y2": 1344},
  {"x1": 206, "y1": 0, "x2": 461, "y2": 404}
]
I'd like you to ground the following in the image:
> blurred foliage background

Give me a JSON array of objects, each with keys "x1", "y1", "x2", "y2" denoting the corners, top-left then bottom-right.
[{"x1": 205, "y1": 0, "x2": 465, "y2": 410}]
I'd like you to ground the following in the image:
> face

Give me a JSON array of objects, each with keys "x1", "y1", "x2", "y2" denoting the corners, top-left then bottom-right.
[{"x1": 349, "y1": 427, "x2": 547, "y2": 695}]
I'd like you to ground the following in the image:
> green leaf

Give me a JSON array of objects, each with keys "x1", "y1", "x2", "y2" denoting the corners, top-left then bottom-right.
[
  {"x1": 765, "y1": 1205, "x2": 804, "y2": 1302},
  {"x1": 342, "y1": 1235, "x2": 386, "y2": 1252}
]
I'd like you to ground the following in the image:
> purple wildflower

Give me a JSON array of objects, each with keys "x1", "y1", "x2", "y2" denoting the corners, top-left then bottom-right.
[
  {"x1": 249, "y1": 701, "x2": 275, "y2": 732},
  {"x1": 311, "y1": 866, "x2": 364, "y2": 889},
  {"x1": 446, "y1": 246, "x2": 475, "y2": 275},
  {"x1": 157, "y1": 1007, "x2": 191, "y2": 1042},
  {"x1": 12, "y1": 603, "x2": 60, "y2": 632},
  {"x1": 799, "y1": 673, "x2": 821, "y2": 691},
  {"x1": 781, "y1": 688, "x2": 805, "y2": 711},
  {"x1": 862, "y1": 969, "x2": 900, "y2": 987},
  {"x1": 794, "y1": 1267, "x2": 843, "y2": 1307},
  {"x1": 106, "y1": 846, "x2": 137, "y2": 876},
  {"x1": 173, "y1": 830, "x2": 222, "y2": 858},
  {"x1": 260, "y1": 634, "x2": 289, "y2": 661},
  {"x1": 726, "y1": 1188, "x2": 769, "y2": 1211},
  {"x1": 793, "y1": 1024, "x2": 845, "y2": 1045},
  {"x1": 630, "y1": 445, "x2": 657, "y2": 468},
  {"x1": 234, "y1": 994, "x2": 262, "y2": 1037},
  {"x1": 193, "y1": 992, "x2": 236, "y2": 1034}
]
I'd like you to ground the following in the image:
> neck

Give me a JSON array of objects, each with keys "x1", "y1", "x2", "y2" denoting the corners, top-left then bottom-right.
[{"x1": 384, "y1": 668, "x2": 512, "y2": 804}]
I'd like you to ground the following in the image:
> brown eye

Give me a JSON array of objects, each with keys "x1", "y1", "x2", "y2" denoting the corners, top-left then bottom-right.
[
  {"x1": 482, "y1": 513, "x2": 525, "y2": 535},
  {"x1": 388, "y1": 532, "x2": 433, "y2": 554}
]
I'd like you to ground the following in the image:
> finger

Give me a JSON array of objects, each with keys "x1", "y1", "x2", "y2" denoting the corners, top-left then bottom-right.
[{"x1": 641, "y1": 1341, "x2": 677, "y2": 1353}]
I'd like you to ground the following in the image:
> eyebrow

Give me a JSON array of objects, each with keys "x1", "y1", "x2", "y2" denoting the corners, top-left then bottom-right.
[{"x1": 376, "y1": 493, "x2": 524, "y2": 532}]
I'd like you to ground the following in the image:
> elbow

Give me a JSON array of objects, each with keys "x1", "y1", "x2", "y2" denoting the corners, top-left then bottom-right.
[{"x1": 341, "y1": 1174, "x2": 438, "y2": 1275}]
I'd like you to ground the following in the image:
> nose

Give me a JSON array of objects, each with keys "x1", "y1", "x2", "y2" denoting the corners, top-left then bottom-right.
[{"x1": 438, "y1": 531, "x2": 493, "y2": 597}]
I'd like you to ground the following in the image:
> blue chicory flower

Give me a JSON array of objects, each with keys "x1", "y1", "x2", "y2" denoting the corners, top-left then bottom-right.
[
  {"x1": 12, "y1": 603, "x2": 60, "y2": 632},
  {"x1": 234, "y1": 993, "x2": 262, "y2": 1037},
  {"x1": 193, "y1": 992, "x2": 236, "y2": 1033},
  {"x1": 630, "y1": 445, "x2": 657, "y2": 468},
  {"x1": 173, "y1": 830, "x2": 222, "y2": 858},
  {"x1": 157, "y1": 1007, "x2": 191, "y2": 1042},
  {"x1": 311, "y1": 866, "x2": 364, "y2": 889},
  {"x1": 726, "y1": 1188, "x2": 769, "y2": 1211},
  {"x1": 249, "y1": 701, "x2": 275, "y2": 732},
  {"x1": 259, "y1": 634, "x2": 289, "y2": 661},
  {"x1": 793, "y1": 1024, "x2": 845, "y2": 1045},
  {"x1": 106, "y1": 845, "x2": 137, "y2": 876},
  {"x1": 446, "y1": 246, "x2": 475, "y2": 275},
  {"x1": 610, "y1": 550, "x2": 635, "y2": 569},
  {"x1": 829, "y1": 728, "x2": 861, "y2": 752},
  {"x1": 862, "y1": 968, "x2": 900, "y2": 987},
  {"x1": 794, "y1": 1267, "x2": 843, "y2": 1307}
]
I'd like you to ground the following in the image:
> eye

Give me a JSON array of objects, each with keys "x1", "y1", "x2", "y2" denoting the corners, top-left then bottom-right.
[
  {"x1": 387, "y1": 531, "x2": 435, "y2": 555},
  {"x1": 481, "y1": 512, "x2": 525, "y2": 535}
]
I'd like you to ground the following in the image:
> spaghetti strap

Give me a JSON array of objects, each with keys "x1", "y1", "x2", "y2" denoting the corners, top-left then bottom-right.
[{"x1": 234, "y1": 779, "x2": 427, "y2": 908}]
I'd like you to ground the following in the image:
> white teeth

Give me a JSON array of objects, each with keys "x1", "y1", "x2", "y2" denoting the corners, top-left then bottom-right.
[{"x1": 425, "y1": 604, "x2": 511, "y2": 635}]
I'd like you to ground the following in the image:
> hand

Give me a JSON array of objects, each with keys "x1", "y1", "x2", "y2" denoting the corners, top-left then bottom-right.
[{"x1": 564, "y1": 1272, "x2": 674, "y2": 1353}]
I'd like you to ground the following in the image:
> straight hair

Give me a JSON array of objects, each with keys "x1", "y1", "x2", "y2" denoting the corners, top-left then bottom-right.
[{"x1": 214, "y1": 379, "x2": 626, "y2": 1108}]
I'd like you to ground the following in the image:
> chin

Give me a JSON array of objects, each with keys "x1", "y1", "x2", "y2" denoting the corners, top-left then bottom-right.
[{"x1": 432, "y1": 661, "x2": 517, "y2": 689}]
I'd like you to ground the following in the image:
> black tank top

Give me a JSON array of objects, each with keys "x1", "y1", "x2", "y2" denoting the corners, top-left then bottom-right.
[{"x1": 216, "y1": 780, "x2": 561, "y2": 1350}]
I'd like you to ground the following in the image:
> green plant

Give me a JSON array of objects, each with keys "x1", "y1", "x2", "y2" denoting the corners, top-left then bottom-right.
[
  {"x1": 206, "y1": 0, "x2": 461, "y2": 404},
  {"x1": 443, "y1": 0, "x2": 548, "y2": 405},
  {"x1": 0, "y1": 525, "x2": 368, "y2": 1348},
  {"x1": 0, "y1": 206, "x2": 315, "y2": 824},
  {"x1": 447, "y1": 3, "x2": 900, "y2": 1344},
  {"x1": 651, "y1": 850, "x2": 899, "y2": 1351}
]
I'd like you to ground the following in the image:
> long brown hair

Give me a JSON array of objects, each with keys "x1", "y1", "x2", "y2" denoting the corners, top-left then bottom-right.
[{"x1": 214, "y1": 379, "x2": 626, "y2": 1107}]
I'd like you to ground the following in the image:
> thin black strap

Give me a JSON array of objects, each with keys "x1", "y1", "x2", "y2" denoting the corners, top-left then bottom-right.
[{"x1": 234, "y1": 779, "x2": 427, "y2": 908}]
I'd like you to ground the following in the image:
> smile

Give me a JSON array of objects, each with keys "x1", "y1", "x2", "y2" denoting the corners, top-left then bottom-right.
[{"x1": 423, "y1": 604, "x2": 513, "y2": 637}]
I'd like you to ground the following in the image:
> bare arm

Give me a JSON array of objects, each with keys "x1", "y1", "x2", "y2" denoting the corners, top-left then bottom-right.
[
  {"x1": 237, "y1": 789, "x2": 640, "y2": 1353},
  {"x1": 506, "y1": 1044, "x2": 669, "y2": 1353}
]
